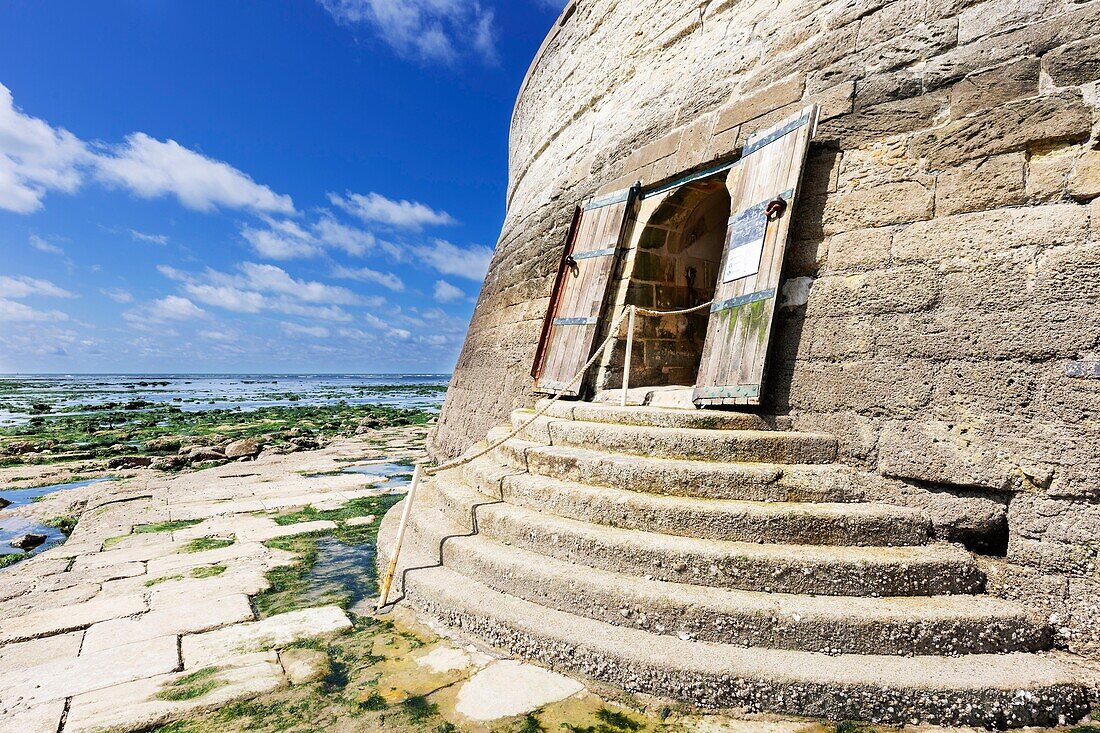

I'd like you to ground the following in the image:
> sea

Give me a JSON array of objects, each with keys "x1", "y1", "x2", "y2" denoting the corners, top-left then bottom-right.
[{"x1": 0, "y1": 373, "x2": 451, "y2": 427}]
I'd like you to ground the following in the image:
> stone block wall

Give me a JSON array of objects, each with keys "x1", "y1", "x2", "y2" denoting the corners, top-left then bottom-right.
[{"x1": 431, "y1": 0, "x2": 1100, "y2": 655}]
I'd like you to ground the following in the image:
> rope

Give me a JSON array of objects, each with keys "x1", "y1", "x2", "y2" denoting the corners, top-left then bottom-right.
[{"x1": 634, "y1": 300, "x2": 713, "y2": 317}]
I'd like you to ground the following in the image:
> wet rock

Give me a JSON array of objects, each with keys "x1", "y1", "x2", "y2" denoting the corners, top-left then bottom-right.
[
  {"x1": 107, "y1": 456, "x2": 154, "y2": 469},
  {"x1": 224, "y1": 438, "x2": 261, "y2": 459},
  {"x1": 4, "y1": 441, "x2": 36, "y2": 455},
  {"x1": 10, "y1": 533, "x2": 47, "y2": 551},
  {"x1": 186, "y1": 447, "x2": 227, "y2": 463},
  {"x1": 150, "y1": 455, "x2": 187, "y2": 471},
  {"x1": 143, "y1": 436, "x2": 182, "y2": 453},
  {"x1": 289, "y1": 437, "x2": 320, "y2": 451}
]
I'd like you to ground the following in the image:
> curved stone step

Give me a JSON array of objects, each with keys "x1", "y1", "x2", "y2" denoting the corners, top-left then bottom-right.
[
  {"x1": 400, "y1": 497, "x2": 1049, "y2": 655},
  {"x1": 511, "y1": 410, "x2": 838, "y2": 464},
  {"x1": 536, "y1": 399, "x2": 774, "y2": 431},
  {"x1": 379, "y1": 511, "x2": 1088, "y2": 728},
  {"x1": 491, "y1": 431, "x2": 860, "y2": 503},
  {"x1": 424, "y1": 473, "x2": 984, "y2": 597},
  {"x1": 463, "y1": 457, "x2": 930, "y2": 546}
]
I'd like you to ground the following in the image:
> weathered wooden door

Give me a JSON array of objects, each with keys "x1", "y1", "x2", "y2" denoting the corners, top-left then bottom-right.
[
  {"x1": 694, "y1": 105, "x2": 818, "y2": 407},
  {"x1": 532, "y1": 186, "x2": 637, "y2": 396}
]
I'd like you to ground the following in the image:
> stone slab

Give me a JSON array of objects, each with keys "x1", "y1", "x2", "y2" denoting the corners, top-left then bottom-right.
[
  {"x1": 0, "y1": 700, "x2": 65, "y2": 733},
  {"x1": 0, "y1": 593, "x2": 146, "y2": 644},
  {"x1": 0, "y1": 630, "x2": 83, "y2": 673},
  {"x1": 182, "y1": 606, "x2": 352, "y2": 668},
  {"x1": 82, "y1": 594, "x2": 255, "y2": 654},
  {"x1": 65, "y1": 657, "x2": 285, "y2": 733},
  {"x1": 454, "y1": 660, "x2": 585, "y2": 721},
  {"x1": 0, "y1": 634, "x2": 178, "y2": 709}
]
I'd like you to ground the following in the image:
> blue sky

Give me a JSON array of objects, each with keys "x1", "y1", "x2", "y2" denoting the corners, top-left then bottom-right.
[{"x1": 0, "y1": 0, "x2": 564, "y2": 374}]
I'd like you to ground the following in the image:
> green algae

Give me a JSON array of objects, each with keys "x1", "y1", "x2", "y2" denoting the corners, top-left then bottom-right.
[
  {"x1": 156, "y1": 667, "x2": 225, "y2": 701},
  {"x1": 0, "y1": 402, "x2": 433, "y2": 468},
  {"x1": 43, "y1": 515, "x2": 77, "y2": 535},
  {"x1": 145, "y1": 574, "x2": 184, "y2": 587},
  {"x1": 191, "y1": 563, "x2": 227, "y2": 578},
  {"x1": 138, "y1": 519, "x2": 204, "y2": 534},
  {"x1": 181, "y1": 536, "x2": 236, "y2": 553}
]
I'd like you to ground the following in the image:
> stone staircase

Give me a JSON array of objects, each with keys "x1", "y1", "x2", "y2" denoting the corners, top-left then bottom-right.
[{"x1": 379, "y1": 401, "x2": 1092, "y2": 727}]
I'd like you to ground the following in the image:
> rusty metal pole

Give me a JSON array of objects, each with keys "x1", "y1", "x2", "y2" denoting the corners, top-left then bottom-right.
[{"x1": 376, "y1": 463, "x2": 425, "y2": 611}]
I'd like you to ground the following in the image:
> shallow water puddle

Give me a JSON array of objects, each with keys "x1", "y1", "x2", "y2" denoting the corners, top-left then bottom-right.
[
  {"x1": 302, "y1": 536, "x2": 381, "y2": 609},
  {"x1": 0, "y1": 476, "x2": 115, "y2": 567},
  {"x1": 303, "y1": 460, "x2": 414, "y2": 489}
]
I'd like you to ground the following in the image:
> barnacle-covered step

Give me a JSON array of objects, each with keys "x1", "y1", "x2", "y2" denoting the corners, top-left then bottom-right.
[
  {"x1": 461, "y1": 457, "x2": 930, "y2": 546},
  {"x1": 423, "y1": 470, "x2": 984, "y2": 597},
  {"x1": 510, "y1": 410, "x2": 838, "y2": 464},
  {"x1": 397, "y1": 491, "x2": 1050, "y2": 655},
  {"x1": 379, "y1": 508, "x2": 1088, "y2": 728},
  {"x1": 490, "y1": 429, "x2": 860, "y2": 503}
]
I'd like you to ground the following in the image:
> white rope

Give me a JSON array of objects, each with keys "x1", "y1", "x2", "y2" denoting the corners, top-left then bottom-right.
[{"x1": 634, "y1": 299, "x2": 713, "y2": 316}]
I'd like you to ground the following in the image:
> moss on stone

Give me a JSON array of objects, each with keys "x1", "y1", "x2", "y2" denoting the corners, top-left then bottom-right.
[
  {"x1": 180, "y1": 536, "x2": 235, "y2": 553},
  {"x1": 191, "y1": 564, "x2": 227, "y2": 579},
  {"x1": 156, "y1": 667, "x2": 224, "y2": 701}
]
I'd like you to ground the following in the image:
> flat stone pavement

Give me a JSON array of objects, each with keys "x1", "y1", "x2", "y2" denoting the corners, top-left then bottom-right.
[{"x1": 0, "y1": 427, "x2": 427, "y2": 733}]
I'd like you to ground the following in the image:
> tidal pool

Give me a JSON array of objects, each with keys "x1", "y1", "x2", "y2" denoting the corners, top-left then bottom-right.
[{"x1": 0, "y1": 476, "x2": 115, "y2": 566}]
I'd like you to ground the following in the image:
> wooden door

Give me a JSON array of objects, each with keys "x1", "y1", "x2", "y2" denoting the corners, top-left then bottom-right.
[
  {"x1": 694, "y1": 105, "x2": 818, "y2": 407},
  {"x1": 533, "y1": 186, "x2": 637, "y2": 396}
]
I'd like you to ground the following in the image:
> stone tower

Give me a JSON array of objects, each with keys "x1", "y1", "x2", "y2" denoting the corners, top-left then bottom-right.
[{"x1": 394, "y1": 0, "x2": 1100, "y2": 724}]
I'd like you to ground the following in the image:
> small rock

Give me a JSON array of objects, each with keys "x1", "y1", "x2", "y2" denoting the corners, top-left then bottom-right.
[
  {"x1": 107, "y1": 443, "x2": 128, "y2": 454},
  {"x1": 224, "y1": 438, "x2": 262, "y2": 459},
  {"x1": 187, "y1": 447, "x2": 227, "y2": 463},
  {"x1": 289, "y1": 437, "x2": 320, "y2": 450},
  {"x1": 144, "y1": 436, "x2": 182, "y2": 453},
  {"x1": 107, "y1": 455, "x2": 154, "y2": 469},
  {"x1": 4, "y1": 441, "x2": 35, "y2": 455},
  {"x1": 279, "y1": 648, "x2": 330, "y2": 685},
  {"x1": 10, "y1": 533, "x2": 47, "y2": 550},
  {"x1": 150, "y1": 455, "x2": 186, "y2": 470},
  {"x1": 345, "y1": 515, "x2": 376, "y2": 527},
  {"x1": 0, "y1": 498, "x2": 10, "y2": 510}
]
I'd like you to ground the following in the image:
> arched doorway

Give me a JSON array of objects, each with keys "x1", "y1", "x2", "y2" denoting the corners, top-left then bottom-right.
[{"x1": 593, "y1": 174, "x2": 731, "y2": 394}]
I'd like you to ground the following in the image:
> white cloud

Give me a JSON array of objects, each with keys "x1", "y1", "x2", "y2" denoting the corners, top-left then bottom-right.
[
  {"x1": 159, "y1": 262, "x2": 363, "y2": 322},
  {"x1": 433, "y1": 279, "x2": 465, "y2": 303},
  {"x1": 29, "y1": 234, "x2": 65, "y2": 256},
  {"x1": 199, "y1": 330, "x2": 236, "y2": 341},
  {"x1": 130, "y1": 229, "x2": 168, "y2": 245},
  {"x1": 123, "y1": 295, "x2": 206, "y2": 326},
  {"x1": 148, "y1": 295, "x2": 206, "y2": 321},
  {"x1": 102, "y1": 288, "x2": 133, "y2": 303},
  {"x1": 328, "y1": 191, "x2": 455, "y2": 230},
  {"x1": 0, "y1": 84, "x2": 293, "y2": 218},
  {"x1": 0, "y1": 275, "x2": 74, "y2": 299},
  {"x1": 414, "y1": 239, "x2": 493, "y2": 281},
  {"x1": 0, "y1": 298, "x2": 68, "y2": 323},
  {"x1": 318, "y1": 0, "x2": 497, "y2": 64},
  {"x1": 312, "y1": 216, "x2": 376, "y2": 256},
  {"x1": 95, "y1": 133, "x2": 294, "y2": 214},
  {"x1": 281, "y1": 322, "x2": 330, "y2": 338},
  {"x1": 0, "y1": 83, "x2": 88, "y2": 214},
  {"x1": 332, "y1": 265, "x2": 405, "y2": 292},
  {"x1": 241, "y1": 218, "x2": 321, "y2": 260}
]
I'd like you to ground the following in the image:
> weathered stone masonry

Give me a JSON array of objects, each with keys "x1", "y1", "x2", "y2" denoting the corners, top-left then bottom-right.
[{"x1": 431, "y1": 0, "x2": 1100, "y2": 656}]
